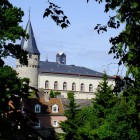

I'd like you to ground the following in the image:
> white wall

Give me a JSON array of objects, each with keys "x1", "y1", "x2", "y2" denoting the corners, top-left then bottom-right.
[{"x1": 38, "y1": 73, "x2": 115, "y2": 99}]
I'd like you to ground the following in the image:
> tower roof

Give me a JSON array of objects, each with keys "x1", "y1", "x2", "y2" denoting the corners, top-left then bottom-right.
[
  {"x1": 56, "y1": 52, "x2": 66, "y2": 56},
  {"x1": 21, "y1": 18, "x2": 40, "y2": 55}
]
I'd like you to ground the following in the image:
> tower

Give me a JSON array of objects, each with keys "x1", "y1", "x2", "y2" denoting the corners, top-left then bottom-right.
[
  {"x1": 56, "y1": 52, "x2": 66, "y2": 64},
  {"x1": 16, "y1": 16, "x2": 40, "y2": 88}
]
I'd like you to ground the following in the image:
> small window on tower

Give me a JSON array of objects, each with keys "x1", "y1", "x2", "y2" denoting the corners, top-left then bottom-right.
[{"x1": 29, "y1": 54, "x2": 32, "y2": 58}]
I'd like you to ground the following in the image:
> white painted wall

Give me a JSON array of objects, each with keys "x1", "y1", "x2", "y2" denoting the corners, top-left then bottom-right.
[{"x1": 38, "y1": 73, "x2": 115, "y2": 99}]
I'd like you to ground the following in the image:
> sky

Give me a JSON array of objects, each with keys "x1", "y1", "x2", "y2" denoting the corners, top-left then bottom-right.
[{"x1": 7, "y1": 0, "x2": 126, "y2": 76}]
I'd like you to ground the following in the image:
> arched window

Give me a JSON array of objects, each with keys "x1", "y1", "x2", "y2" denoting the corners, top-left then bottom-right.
[
  {"x1": 63, "y1": 82, "x2": 67, "y2": 90},
  {"x1": 45, "y1": 80, "x2": 49, "y2": 89},
  {"x1": 81, "y1": 83, "x2": 85, "y2": 92},
  {"x1": 89, "y1": 84, "x2": 93, "y2": 92},
  {"x1": 72, "y1": 82, "x2": 76, "y2": 91},
  {"x1": 35, "y1": 104, "x2": 41, "y2": 113},
  {"x1": 54, "y1": 81, "x2": 58, "y2": 90}
]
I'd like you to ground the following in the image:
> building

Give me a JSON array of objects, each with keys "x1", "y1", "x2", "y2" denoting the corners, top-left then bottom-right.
[
  {"x1": 17, "y1": 17, "x2": 115, "y2": 138},
  {"x1": 16, "y1": 17, "x2": 114, "y2": 99},
  {"x1": 22, "y1": 90, "x2": 92, "y2": 138}
]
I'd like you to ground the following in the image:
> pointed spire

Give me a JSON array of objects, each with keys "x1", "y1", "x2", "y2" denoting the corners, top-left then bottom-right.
[
  {"x1": 29, "y1": 7, "x2": 30, "y2": 19},
  {"x1": 21, "y1": 10, "x2": 40, "y2": 55}
]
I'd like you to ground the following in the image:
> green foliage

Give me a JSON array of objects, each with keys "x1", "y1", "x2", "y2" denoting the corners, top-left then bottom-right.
[
  {"x1": 60, "y1": 92, "x2": 80, "y2": 140},
  {"x1": 49, "y1": 90, "x2": 61, "y2": 98},
  {"x1": 0, "y1": 0, "x2": 28, "y2": 66},
  {"x1": 93, "y1": 0, "x2": 140, "y2": 78},
  {"x1": 98, "y1": 91, "x2": 140, "y2": 140},
  {"x1": 68, "y1": 73, "x2": 117, "y2": 139},
  {"x1": 43, "y1": 2, "x2": 70, "y2": 29},
  {"x1": 45, "y1": 1, "x2": 140, "y2": 139},
  {"x1": 93, "y1": 73, "x2": 116, "y2": 118},
  {"x1": 0, "y1": 66, "x2": 39, "y2": 139},
  {"x1": 0, "y1": 1, "x2": 42, "y2": 139}
]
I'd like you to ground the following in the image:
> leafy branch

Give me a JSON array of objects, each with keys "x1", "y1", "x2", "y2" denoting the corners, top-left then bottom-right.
[{"x1": 43, "y1": 2, "x2": 70, "y2": 29}]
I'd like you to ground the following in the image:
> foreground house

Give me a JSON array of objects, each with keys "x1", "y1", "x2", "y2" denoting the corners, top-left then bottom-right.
[{"x1": 22, "y1": 90, "x2": 92, "y2": 138}]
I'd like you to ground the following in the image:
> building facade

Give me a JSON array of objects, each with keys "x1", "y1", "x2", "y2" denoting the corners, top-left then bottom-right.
[{"x1": 16, "y1": 17, "x2": 115, "y2": 99}]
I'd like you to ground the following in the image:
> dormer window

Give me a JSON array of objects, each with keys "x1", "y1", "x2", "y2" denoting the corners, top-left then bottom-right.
[
  {"x1": 35, "y1": 104, "x2": 41, "y2": 113},
  {"x1": 52, "y1": 104, "x2": 58, "y2": 113}
]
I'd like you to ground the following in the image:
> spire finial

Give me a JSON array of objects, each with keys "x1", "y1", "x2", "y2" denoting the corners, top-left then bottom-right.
[{"x1": 29, "y1": 7, "x2": 30, "y2": 19}]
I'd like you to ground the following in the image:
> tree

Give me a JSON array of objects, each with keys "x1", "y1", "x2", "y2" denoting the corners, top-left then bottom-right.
[
  {"x1": 0, "y1": 0, "x2": 28, "y2": 67},
  {"x1": 58, "y1": 74, "x2": 119, "y2": 140},
  {"x1": 64, "y1": 73, "x2": 117, "y2": 140},
  {"x1": 0, "y1": 1, "x2": 42, "y2": 139},
  {"x1": 88, "y1": 73, "x2": 117, "y2": 139},
  {"x1": 97, "y1": 85, "x2": 140, "y2": 140},
  {"x1": 49, "y1": 90, "x2": 61, "y2": 98},
  {"x1": 93, "y1": 73, "x2": 116, "y2": 118},
  {"x1": 60, "y1": 92, "x2": 80, "y2": 140},
  {"x1": 0, "y1": 66, "x2": 40, "y2": 139},
  {"x1": 92, "y1": 0, "x2": 140, "y2": 78}
]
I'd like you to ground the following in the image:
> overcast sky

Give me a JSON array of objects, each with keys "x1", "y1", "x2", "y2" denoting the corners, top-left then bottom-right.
[{"x1": 8, "y1": 0, "x2": 126, "y2": 76}]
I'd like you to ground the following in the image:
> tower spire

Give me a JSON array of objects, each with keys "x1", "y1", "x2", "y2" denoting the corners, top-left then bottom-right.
[
  {"x1": 20, "y1": 11, "x2": 40, "y2": 55},
  {"x1": 29, "y1": 7, "x2": 30, "y2": 20}
]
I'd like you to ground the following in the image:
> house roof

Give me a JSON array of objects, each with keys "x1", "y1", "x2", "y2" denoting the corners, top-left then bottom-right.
[
  {"x1": 39, "y1": 61, "x2": 110, "y2": 78},
  {"x1": 60, "y1": 98, "x2": 92, "y2": 111},
  {"x1": 22, "y1": 98, "x2": 64, "y2": 115},
  {"x1": 22, "y1": 97, "x2": 92, "y2": 115},
  {"x1": 21, "y1": 18, "x2": 40, "y2": 55}
]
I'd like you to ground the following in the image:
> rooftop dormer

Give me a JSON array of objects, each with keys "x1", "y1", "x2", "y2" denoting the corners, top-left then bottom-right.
[{"x1": 56, "y1": 52, "x2": 66, "y2": 64}]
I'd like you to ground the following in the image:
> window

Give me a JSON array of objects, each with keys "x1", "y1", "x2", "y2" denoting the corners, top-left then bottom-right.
[
  {"x1": 52, "y1": 104, "x2": 58, "y2": 113},
  {"x1": 89, "y1": 84, "x2": 93, "y2": 92},
  {"x1": 45, "y1": 80, "x2": 49, "y2": 89},
  {"x1": 35, "y1": 104, "x2": 41, "y2": 113},
  {"x1": 81, "y1": 83, "x2": 85, "y2": 92},
  {"x1": 72, "y1": 82, "x2": 76, "y2": 91},
  {"x1": 53, "y1": 120, "x2": 58, "y2": 127},
  {"x1": 35, "y1": 120, "x2": 40, "y2": 128},
  {"x1": 63, "y1": 82, "x2": 67, "y2": 90},
  {"x1": 29, "y1": 54, "x2": 32, "y2": 58},
  {"x1": 54, "y1": 81, "x2": 58, "y2": 90}
]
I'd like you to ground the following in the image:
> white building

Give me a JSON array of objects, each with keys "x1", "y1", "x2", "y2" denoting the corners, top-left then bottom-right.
[{"x1": 16, "y1": 17, "x2": 115, "y2": 99}]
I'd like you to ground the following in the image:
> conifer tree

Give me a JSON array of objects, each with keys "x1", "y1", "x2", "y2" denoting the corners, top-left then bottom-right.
[
  {"x1": 90, "y1": 73, "x2": 117, "y2": 139},
  {"x1": 93, "y1": 73, "x2": 116, "y2": 118},
  {"x1": 60, "y1": 92, "x2": 80, "y2": 140}
]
